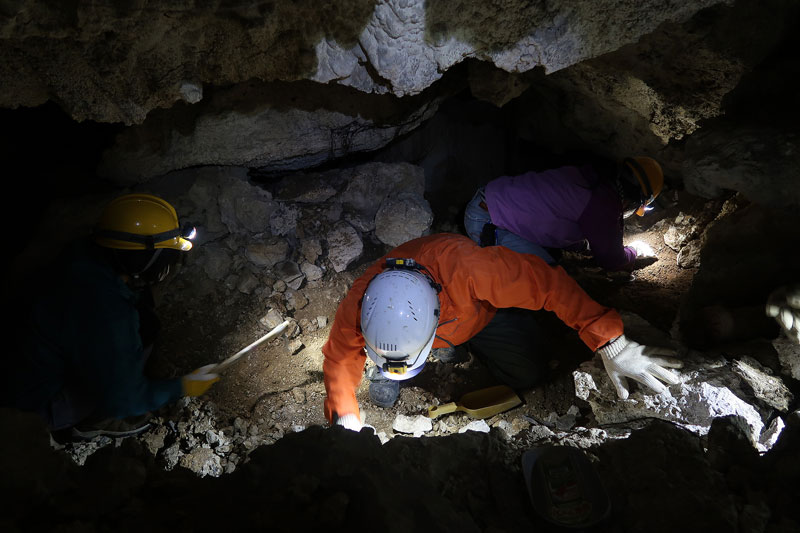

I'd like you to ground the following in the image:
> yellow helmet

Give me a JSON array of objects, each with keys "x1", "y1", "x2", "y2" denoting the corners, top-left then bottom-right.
[
  {"x1": 624, "y1": 157, "x2": 664, "y2": 216},
  {"x1": 94, "y1": 194, "x2": 195, "y2": 251}
]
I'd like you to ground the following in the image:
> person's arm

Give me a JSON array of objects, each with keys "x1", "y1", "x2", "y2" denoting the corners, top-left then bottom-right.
[
  {"x1": 322, "y1": 269, "x2": 380, "y2": 424},
  {"x1": 459, "y1": 246, "x2": 682, "y2": 397},
  {"x1": 578, "y1": 186, "x2": 636, "y2": 272},
  {"x1": 460, "y1": 246, "x2": 624, "y2": 350}
]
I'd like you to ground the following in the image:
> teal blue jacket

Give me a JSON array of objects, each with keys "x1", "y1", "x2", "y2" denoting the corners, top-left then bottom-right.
[{"x1": 8, "y1": 240, "x2": 183, "y2": 420}]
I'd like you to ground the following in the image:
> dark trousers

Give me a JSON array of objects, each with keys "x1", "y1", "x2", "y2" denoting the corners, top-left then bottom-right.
[{"x1": 467, "y1": 308, "x2": 550, "y2": 389}]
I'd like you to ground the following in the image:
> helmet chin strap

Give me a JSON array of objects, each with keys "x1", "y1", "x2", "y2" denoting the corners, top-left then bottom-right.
[
  {"x1": 120, "y1": 248, "x2": 165, "y2": 287},
  {"x1": 133, "y1": 248, "x2": 163, "y2": 278}
]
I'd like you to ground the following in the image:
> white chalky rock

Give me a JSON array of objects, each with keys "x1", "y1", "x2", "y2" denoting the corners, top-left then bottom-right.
[
  {"x1": 758, "y1": 416, "x2": 786, "y2": 452},
  {"x1": 374, "y1": 192, "x2": 433, "y2": 247},
  {"x1": 574, "y1": 358, "x2": 766, "y2": 443},
  {"x1": 732, "y1": 357, "x2": 794, "y2": 412},
  {"x1": 392, "y1": 414, "x2": 432, "y2": 437},
  {"x1": 458, "y1": 420, "x2": 491, "y2": 434},
  {"x1": 326, "y1": 222, "x2": 363, "y2": 273},
  {"x1": 773, "y1": 336, "x2": 800, "y2": 381}
]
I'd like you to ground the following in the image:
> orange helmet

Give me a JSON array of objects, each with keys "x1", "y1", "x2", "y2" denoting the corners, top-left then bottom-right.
[
  {"x1": 94, "y1": 194, "x2": 195, "y2": 251},
  {"x1": 624, "y1": 157, "x2": 663, "y2": 216}
]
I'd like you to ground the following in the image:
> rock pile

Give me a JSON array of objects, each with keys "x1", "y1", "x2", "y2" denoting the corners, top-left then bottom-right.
[
  {"x1": 3, "y1": 407, "x2": 799, "y2": 531},
  {"x1": 155, "y1": 160, "x2": 432, "y2": 294}
]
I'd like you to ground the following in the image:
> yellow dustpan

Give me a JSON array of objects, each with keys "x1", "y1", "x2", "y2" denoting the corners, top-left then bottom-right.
[{"x1": 427, "y1": 385, "x2": 522, "y2": 419}]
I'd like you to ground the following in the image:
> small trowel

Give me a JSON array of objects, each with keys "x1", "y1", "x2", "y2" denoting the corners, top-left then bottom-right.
[{"x1": 427, "y1": 385, "x2": 522, "y2": 419}]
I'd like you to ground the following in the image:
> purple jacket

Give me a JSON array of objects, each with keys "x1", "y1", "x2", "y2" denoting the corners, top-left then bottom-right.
[{"x1": 485, "y1": 165, "x2": 636, "y2": 271}]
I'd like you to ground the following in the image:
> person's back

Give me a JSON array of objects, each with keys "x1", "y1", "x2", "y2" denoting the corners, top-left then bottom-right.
[
  {"x1": 464, "y1": 156, "x2": 663, "y2": 272},
  {"x1": 485, "y1": 164, "x2": 601, "y2": 250},
  {"x1": 8, "y1": 239, "x2": 148, "y2": 428}
]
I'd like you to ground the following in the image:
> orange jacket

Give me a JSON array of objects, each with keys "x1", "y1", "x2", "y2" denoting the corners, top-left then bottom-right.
[{"x1": 322, "y1": 233, "x2": 623, "y2": 422}]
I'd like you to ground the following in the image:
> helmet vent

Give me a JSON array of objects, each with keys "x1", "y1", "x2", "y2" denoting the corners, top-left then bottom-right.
[
  {"x1": 378, "y1": 342, "x2": 397, "y2": 351},
  {"x1": 408, "y1": 301, "x2": 419, "y2": 321}
]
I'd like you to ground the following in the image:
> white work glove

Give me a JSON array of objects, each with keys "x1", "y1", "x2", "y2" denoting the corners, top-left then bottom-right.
[
  {"x1": 335, "y1": 413, "x2": 363, "y2": 432},
  {"x1": 766, "y1": 285, "x2": 800, "y2": 344},
  {"x1": 627, "y1": 240, "x2": 658, "y2": 271},
  {"x1": 335, "y1": 413, "x2": 378, "y2": 435},
  {"x1": 628, "y1": 240, "x2": 656, "y2": 259},
  {"x1": 597, "y1": 335, "x2": 683, "y2": 399}
]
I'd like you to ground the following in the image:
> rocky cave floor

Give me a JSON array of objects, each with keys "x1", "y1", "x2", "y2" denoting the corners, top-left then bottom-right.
[{"x1": 54, "y1": 182, "x2": 758, "y2": 478}]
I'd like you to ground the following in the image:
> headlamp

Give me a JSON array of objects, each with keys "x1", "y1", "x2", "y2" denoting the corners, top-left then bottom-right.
[
  {"x1": 383, "y1": 361, "x2": 409, "y2": 375},
  {"x1": 182, "y1": 223, "x2": 197, "y2": 241},
  {"x1": 635, "y1": 196, "x2": 656, "y2": 217}
]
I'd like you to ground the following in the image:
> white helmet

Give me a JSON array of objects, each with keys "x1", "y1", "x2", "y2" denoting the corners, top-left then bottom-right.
[{"x1": 361, "y1": 260, "x2": 441, "y2": 381}]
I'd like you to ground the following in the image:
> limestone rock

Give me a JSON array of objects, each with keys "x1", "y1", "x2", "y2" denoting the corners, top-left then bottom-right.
[
  {"x1": 259, "y1": 309, "x2": 286, "y2": 330},
  {"x1": 99, "y1": 83, "x2": 438, "y2": 182},
  {"x1": 218, "y1": 174, "x2": 273, "y2": 234},
  {"x1": 732, "y1": 357, "x2": 794, "y2": 412},
  {"x1": 662, "y1": 216, "x2": 699, "y2": 251},
  {"x1": 236, "y1": 272, "x2": 260, "y2": 295},
  {"x1": 574, "y1": 356, "x2": 771, "y2": 450},
  {"x1": 184, "y1": 167, "x2": 248, "y2": 212},
  {"x1": 142, "y1": 425, "x2": 169, "y2": 456},
  {"x1": 236, "y1": 197, "x2": 276, "y2": 235},
  {"x1": 338, "y1": 162, "x2": 426, "y2": 231},
  {"x1": 275, "y1": 173, "x2": 338, "y2": 204},
  {"x1": 285, "y1": 290, "x2": 309, "y2": 311},
  {"x1": 677, "y1": 239, "x2": 702, "y2": 268},
  {"x1": 759, "y1": 416, "x2": 786, "y2": 450},
  {"x1": 1, "y1": 1, "x2": 726, "y2": 124},
  {"x1": 392, "y1": 414, "x2": 433, "y2": 437},
  {"x1": 200, "y1": 244, "x2": 232, "y2": 281},
  {"x1": 510, "y1": 1, "x2": 783, "y2": 170},
  {"x1": 245, "y1": 240, "x2": 289, "y2": 268},
  {"x1": 300, "y1": 239, "x2": 323, "y2": 263},
  {"x1": 683, "y1": 126, "x2": 800, "y2": 208},
  {"x1": 274, "y1": 261, "x2": 304, "y2": 291},
  {"x1": 773, "y1": 336, "x2": 800, "y2": 381},
  {"x1": 179, "y1": 448, "x2": 223, "y2": 478},
  {"x1": 162, "y1": 442, "x2": 183, "y2": 470},
  {"x1": 326, "y1": 222, "x2": 363, "y2": 273},
  {"x1": 492, "y1": 420, "x2": 516, "y2": 441},
  {"x1": 287, "y1": 339, "x2": 305, "y2": 355},
  {"x1": 458, "y1": 420, "x2": 491, "y2": 434},
  {"x1": 374, "y1": 192, "x2": 433, "y2": 247},
  {"x1": 300, "y1": 261, "x2": 324, "y2": 282},
  {"x1": 269, "y1": 203, "x2": 300, "y2": 237}
]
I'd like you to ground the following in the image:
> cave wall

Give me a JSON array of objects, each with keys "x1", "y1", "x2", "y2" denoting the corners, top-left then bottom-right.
[{"x1": 4, "y1": 0, "x2": 798, "y2": 211}]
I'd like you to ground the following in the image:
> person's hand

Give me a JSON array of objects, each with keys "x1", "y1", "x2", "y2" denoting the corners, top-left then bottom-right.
[
  {"x1": 628, "y1": 240, "x2": 658, "y2": 269},
  {"x1": 628, "y1": 240, "x2": 656, "y2": 259},
  {"x1": 334, "y1": 413, "x2": 378, "y2": 435},
  {"x1": 335, "y1": 413, "x2": 363, "y2": 431},
  {"x1": 597, "y1": 335, "x2": 683, "y2": 399},
  {"x1": 766, "y1": 285, "x2": 800, "y2": 344},
  {"x1": 182, "y1": 364, "x2": 221, "y2": 397}
]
